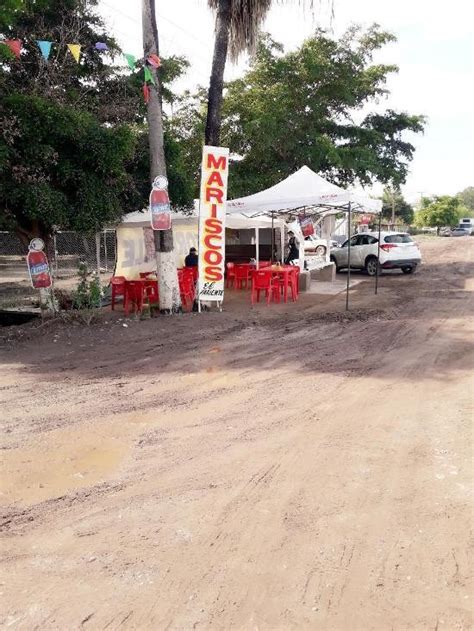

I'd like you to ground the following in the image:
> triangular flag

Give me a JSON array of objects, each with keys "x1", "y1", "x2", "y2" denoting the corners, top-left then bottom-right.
[
  {"x1": 95, "y1": 42, "x2": 108, "y2": 51},
  {"x1": 3, "y1": 40, "x2": 22, "y2": 58},
  {"x1": 36, "y1": 40, "x2": 52, "y2": 61},
  {"x1": 124, "y1": 53, "x2": 136, "y2": 70},
  {"x1": 147, "y1": 54, "x2": 161, "y2": 68},
  {"x1": 143, "y1": 83, "x2": 150, "y2": 104},
  {"x1": 144, "y1": 66, "x2": 155, "y2": 85},
  {"x1": 67, "y1": 43, "x2": 81, "y2": 63}
]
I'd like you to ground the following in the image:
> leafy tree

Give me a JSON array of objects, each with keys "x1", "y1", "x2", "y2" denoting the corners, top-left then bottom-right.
[
  {"x1": 414, "y1": 196, "x2": 465, "y2": 230},
  {"x1": 175, "y1": 27, "x2": 425, "y2": 199},
  {"x1": 226, "y1": 28, "x2": 425, "y2": 197},
  {"x1": 0, "y1": 0, "x2": 194, "y2": 245},
  {"x1": 0, "y1": 93, "x2": 135, "y2": 245},
  {"x1": 0, "y1": 0, "x2": 24, "y2": 30},
  {"x1": 382, "y1": 186, "x2": 414, "y2": 224},
  {"x1": 456, "y1": 186, "x2": 474, "y2": 214}
]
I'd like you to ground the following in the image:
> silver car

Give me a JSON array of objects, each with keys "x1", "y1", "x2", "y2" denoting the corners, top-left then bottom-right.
[{"x1": 330, "y1": 231, "x2": 422, "y2": 276}]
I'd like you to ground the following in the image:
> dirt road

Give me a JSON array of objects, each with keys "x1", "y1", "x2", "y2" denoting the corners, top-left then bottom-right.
[{"x1": 1, "y1": 237, "x2": 473, "y2": 630}]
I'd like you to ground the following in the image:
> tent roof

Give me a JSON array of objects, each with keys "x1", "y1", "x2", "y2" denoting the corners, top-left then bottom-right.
[
  {"x1": 227, "y1": 166, "x2": 382, "y2": 216},
  {"x1": 120, "y1": 209, "x2": 286, "y2": 230}
]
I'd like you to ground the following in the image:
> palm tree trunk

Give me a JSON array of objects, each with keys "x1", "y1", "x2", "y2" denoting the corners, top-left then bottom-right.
[
  {"x1": 205, "y1": 0, "x2": 231, "y2": 146},
  {"x1": 142, "y1": 0, "x2": 181, "y2": 313}
]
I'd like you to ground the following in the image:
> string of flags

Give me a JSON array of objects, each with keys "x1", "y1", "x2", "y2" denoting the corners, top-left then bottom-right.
[{"x1": 1, "y1": 39, "x2": 161, "y2": 103}]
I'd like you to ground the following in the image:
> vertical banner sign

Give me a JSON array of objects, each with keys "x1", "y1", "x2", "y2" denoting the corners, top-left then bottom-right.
[
  {"x1": 27, "y1": 238, "x2": 52, "y2": 288},
  {"x1": 150, "y1": 176, "x2": 172, "y2": 231},
  {"x1": 198, "y1": 146, "x2": 230, "y2": 303}
]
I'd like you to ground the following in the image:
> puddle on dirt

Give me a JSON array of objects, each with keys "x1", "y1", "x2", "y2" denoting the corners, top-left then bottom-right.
[
  {"x1": 0, "y1": 369, "x2": 247, "y2": 506},
  {"x1": 0, "y1": 424, "x2": 128, "y2": 506}
]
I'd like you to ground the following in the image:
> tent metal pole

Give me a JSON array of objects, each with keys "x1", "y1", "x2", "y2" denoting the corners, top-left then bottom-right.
[
  {"x1": 255, "y1": 227, "x2": 260, "y2": 269},
  {"x1": 271, "y1": 212, "x2": 275, "y2": 263},
  {"x1": 345, "y1": 202, "x2": 352, "y2": 311},
  {"x1": 280, "y1": 225, "x2": 285, "y2": 265},
  {"x1": 375, "y1": 210, "x2": 382, "y2": 294}
]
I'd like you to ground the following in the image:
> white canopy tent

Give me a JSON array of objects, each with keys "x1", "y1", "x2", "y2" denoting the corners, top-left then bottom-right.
[
  {"x1": 227, "y1": 165, "x2": 382, "y2": 216},
  {"x1": 227, "y1": 166, "x2": 383, "y2": 309}
]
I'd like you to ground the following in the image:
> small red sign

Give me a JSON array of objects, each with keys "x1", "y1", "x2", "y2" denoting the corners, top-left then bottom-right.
[
  {"x1": 27, "y1": 248, "x2": 52, "y2": 289},
  {"x1": 150, "y1": 187, "x2": 171, "y2": 231},
  {"x1": 299, "y1": 215, "x2": 315, "y2": 237}
]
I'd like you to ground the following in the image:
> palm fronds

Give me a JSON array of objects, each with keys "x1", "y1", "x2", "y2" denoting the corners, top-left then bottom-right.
[{"x1": 208, "y1": 0, "x2": 273, "y2": 61}]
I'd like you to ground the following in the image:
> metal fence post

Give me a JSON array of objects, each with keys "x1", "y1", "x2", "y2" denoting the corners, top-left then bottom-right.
[{"x1": 95, "y1": 232, "x2": 101, "y2": 276}]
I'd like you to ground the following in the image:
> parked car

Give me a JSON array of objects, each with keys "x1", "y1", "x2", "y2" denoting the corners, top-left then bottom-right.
[
  {"x1": 303, "y1": 234, "x2": 337, "y2": 257},
  {"x1": 450, "y1": 226, "x2": 470, "y2": 237},
  {"x1": 329, "y1": 231, "x2": 422, "y2": 276}
]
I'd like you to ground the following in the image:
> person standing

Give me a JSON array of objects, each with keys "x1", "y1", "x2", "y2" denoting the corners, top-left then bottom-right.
[
  {"x1": 184, "y1": 247, "x2": 198, "y2": 267},
  {"x1": 284, "y1": 231, "x2": 299, "y2": 264}
]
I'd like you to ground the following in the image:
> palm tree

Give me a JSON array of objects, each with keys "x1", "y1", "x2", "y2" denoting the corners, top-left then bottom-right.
[{"x1": 205, "y1": 0, "x2": 272, "y2": 146}]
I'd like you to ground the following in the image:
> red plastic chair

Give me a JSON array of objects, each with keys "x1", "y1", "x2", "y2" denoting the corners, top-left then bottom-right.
[
  {"x1": 258, "y1": 261, "x2": 272, "y2": 268},
  {"x1": 251, "y1": 270, "x2": 279, "y2": 305},
  {"x1": 288, "y1": 267, "x2": 300, "y2": 301},
  {"x1": 226, "y1": 262, "x2": 236, "y2": 288},
  {"x1": 178, "y1": 271, "x2": 195, "y2": 309},
  {"x1": 139, "y1": 271, "x2": 155, "y2": 279},
  {"x1": 144, "y1": 279, "x2": 159, "y2": 306},
  {"x1": 124, "y1": 280, "x2": 145, "y2": 315},
  {"x1": 110, "y1": 276, "x2": 126, "y2": 310},
  {"x1": 234, "y1": 264, "x2": 250, "y2": 290}
]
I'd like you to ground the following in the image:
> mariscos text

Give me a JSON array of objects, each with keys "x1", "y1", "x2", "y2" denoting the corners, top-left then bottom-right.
[{"x1": 198, "y1": 146, "x2": 230, "y2": 302}]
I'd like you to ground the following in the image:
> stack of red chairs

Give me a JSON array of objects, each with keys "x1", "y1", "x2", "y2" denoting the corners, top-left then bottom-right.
[
  {"x1": 178, "y1": 269, "x2": 195, "y2": 309},
  {"x1": 251, "y1": 270, "x2": 280, "y2": 305},
  {"x1": 184, "y1": 266, "x2": 198, "y2": 283},
  {"x1": 124, "y1": 280, "x2": 146, "y2": 315},
  {"x1": 110, "y1": 276, "x2": 126, "y2": 310}
]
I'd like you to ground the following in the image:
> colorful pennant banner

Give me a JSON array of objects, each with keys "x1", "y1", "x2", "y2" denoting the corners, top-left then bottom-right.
[
  {"x1": 147, "y1": 54, "x2": 161, "y2": 68},
  {"x1": 36, "y1": 40, "x2": 52, "y2": 61},
  {"x1": 2, "y1": 39, "x2": 22, "y2": 58},
  {"x1": 67, "y1": 43, "x2": 81, "y2": 63},
  {"x1": 1, "y1": 38, "x2": 162, "y2": 104},
  {"x1": 124, "y1": 52, "x2": 136, "y2": 69},
  {"x1": 143, "y1": 65, "x2": 156, "y2": 86}
]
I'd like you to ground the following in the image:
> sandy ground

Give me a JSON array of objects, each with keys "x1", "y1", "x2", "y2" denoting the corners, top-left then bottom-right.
[{"x1": 0, "y1": 236, "x2": 473, "y2": 630}]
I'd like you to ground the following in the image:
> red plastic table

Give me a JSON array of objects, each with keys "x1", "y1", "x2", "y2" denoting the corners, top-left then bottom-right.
[{"x1": 270, "y1": 265, "x2": 294, "y2": 303}]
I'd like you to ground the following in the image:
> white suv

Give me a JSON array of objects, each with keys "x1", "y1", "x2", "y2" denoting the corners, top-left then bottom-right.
[{"x1": 330, "y1": 231, "x2": 422, "y2": 276}]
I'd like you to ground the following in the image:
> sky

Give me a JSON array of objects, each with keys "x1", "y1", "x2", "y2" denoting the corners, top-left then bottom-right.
[{"x1": 98, "y1": 0, "x2": 474, "y2": 203}]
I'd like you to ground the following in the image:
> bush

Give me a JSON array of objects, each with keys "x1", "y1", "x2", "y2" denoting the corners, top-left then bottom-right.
[{"x1": 72, "y1": 262, "x2": 102, "y2": 310}]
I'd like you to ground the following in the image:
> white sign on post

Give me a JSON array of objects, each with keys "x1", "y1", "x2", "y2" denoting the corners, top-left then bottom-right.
[{"x1": 197, "y1": 145, "x2": 230, "y2": 305}]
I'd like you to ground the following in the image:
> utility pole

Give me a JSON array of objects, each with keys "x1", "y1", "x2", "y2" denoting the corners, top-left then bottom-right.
[
  {"x1": 390, "y1": 186, "x2": 396, "y2": 227},
  {"x1": 142, "y1": 0, "x2": 181, "y2": 312}
]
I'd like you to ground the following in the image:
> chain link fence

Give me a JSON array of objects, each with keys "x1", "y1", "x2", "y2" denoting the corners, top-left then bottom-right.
[{"x1": 0, "y1": 229, "x2": 116, "y2": 309}]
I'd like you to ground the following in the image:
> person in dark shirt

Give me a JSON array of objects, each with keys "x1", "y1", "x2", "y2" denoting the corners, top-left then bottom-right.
[
  {"x1": 284, "y1": 231, "x2": 299, "y2": 264},
  {"x1": 184, "y1": 247, "x2": 198, "y2": 267}
]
